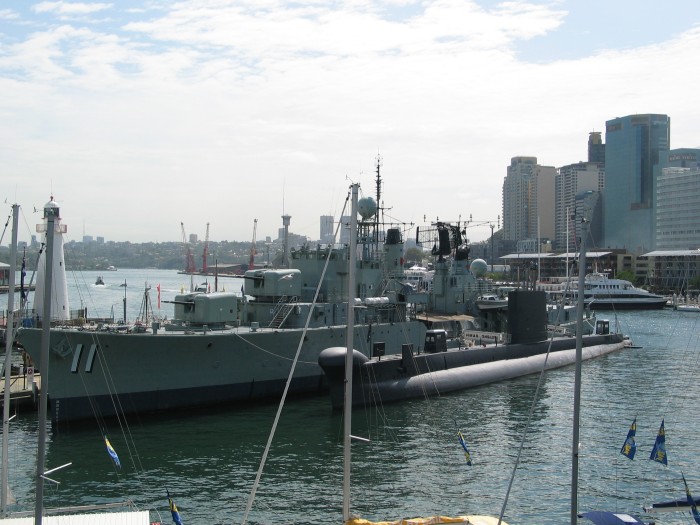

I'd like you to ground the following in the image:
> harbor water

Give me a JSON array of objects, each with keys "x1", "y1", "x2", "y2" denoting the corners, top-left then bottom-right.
[{"x1": 3, "y1": 269, "x2": 700, "y2": 524}]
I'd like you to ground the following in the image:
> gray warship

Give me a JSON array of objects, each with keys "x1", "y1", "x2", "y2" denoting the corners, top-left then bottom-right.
[{"x1": 16, "y1": 166, "x2": 496, "y2": 425}]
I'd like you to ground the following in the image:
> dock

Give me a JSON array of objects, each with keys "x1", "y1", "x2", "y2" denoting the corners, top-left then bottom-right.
[
  {"x1": 0, "y1": 284, "x2": 35, "y2": 294},
  {"x1": 0, "y1": 373, "x2": 40, "y2": 412}
]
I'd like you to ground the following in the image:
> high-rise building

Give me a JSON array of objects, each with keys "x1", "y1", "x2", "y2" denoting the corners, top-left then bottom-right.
[
  {"x1": 603, "y1": 114, "x2": 670, "y2": 253},
  {"x1": 338, "y1": 215, "x2": 351, "y2": 244},
  {"x1": 320, "y1": 215, "x2": 334, "y2": 243},
  {"x1": 655, "y1": 148, "x2": 700, "y2": 250},
  {"x1": 588, "y1": 131, "x2": 605, "y2": 166},
  {"x1": 502, "y1": 156, "x2": 556, "y2": 246},
  {"x1": 555, "y1": 162, "x2": 605, "y2": 250}
]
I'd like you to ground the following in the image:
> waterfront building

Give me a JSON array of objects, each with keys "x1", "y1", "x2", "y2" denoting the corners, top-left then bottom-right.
[
  {"x1": 656, "y1": 168, "x2": 700, "y2": 250},
  {"x1": 603, "y1": 113, "x2": 670, "y2": 253},
  {"x1": 654, "y1": 148, "x2": 700, "y2": 251},
  {"x1": 643, "y1": 249, "x2": 700, "y2": 292},
  {"x1": 555, "y1": 162, "x2": 604, "y2": 251},
  {"x1": 502, "y1": 156, "x2": 556, "y2": 245},
  {"x1": 502, "y1": 249, "x2": 633, "y2": 283}
]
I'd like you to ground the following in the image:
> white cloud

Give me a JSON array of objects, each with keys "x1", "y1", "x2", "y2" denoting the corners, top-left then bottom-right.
[
  {"x1": 0, "y1": 8, "x2": 19, "y2": 20},
  {"x1": 33, "y1": 2, "x2": 113, "y2": 15},
  {"x1": 2, "y1": 1, "x2": 700, "y2": 245}
]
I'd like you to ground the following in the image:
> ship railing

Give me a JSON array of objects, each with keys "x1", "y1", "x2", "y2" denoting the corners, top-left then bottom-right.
[
  {"x1": 268, "y1": 296, "x2": 298, "y2": 328},
  {"x1": 15, "y1": 308, "x2": 92, "y2": 328}
]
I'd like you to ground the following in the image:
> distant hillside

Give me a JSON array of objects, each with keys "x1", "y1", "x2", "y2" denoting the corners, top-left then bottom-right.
[{"x1": 0, "y1": 239, "x2": 286, "y2": 271}]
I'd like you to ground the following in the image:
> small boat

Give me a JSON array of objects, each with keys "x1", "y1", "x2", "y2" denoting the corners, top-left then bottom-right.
[
  {"x1": 675, "y1": 304, "x2": 700, "y2": 312},
  {"x1": 95, "y1": 276, "x2": 105, "y2": 286},
  {"x1": 579, "y1": 511, "x2": 646, "y2": 524},
  {"x1": 670, "y1": 293, "x2": 700, "y2": 312},
  {"x1": 106, "y1": 265, "x2": 117, "y2": 271},
  {"x1": 475, "y1": 293, "x2": 508, "y2": 310}
]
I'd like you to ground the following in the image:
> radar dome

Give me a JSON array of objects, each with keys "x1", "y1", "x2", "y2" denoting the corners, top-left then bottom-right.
[
  {"x1": 470, "y1": 259, "x2": 488, "y2": 277},
  {"x1": 357, "y1": 197, "x2": 377, "y2": 220}
]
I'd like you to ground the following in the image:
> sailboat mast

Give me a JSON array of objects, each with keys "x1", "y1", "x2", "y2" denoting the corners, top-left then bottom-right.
[
  {"x1": 1, "y1": 204, "x2": 19, "y2": 516},
  {"x1": 343, "y1": 183, "x2": 359, "y2": 522},
  {"x1": 570, "y1": 214, "x2": 588, "y2": 525},
  {"x1": 35, "y1": 202, "x2": 58, "y2": 525}
]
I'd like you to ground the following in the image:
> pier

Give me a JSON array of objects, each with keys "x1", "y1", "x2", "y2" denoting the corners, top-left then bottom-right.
[{"x1": 0, "y1": 372, "x2": 40, "y2": 412}]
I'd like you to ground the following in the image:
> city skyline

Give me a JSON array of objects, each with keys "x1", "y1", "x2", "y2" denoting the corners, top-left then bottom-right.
[{"x1": 2, "y1": 1, "x2": 699, "y2": 246}]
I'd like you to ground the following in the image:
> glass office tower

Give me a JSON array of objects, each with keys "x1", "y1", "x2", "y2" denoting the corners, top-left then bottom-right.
[{"x1": 603, "y1": 114, "x2": 670, "y2": 253}]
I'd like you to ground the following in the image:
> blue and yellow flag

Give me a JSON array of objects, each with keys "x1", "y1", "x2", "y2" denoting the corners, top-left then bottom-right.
[
  {"x1": 457, "y1": 430, "x2": 472, "y2": 466},
  {"x1": 682, "y1": 474, "x2": 700, "y2": 524},
  {"x1": 620, "y1": 417, "x2": 637, "y2": 460},
  {"x1": 104, "y1": 436, "x2": 121, "y2": 468},
  {"x1": 168, "y1": 492, "x2": 183, "y2": 525},
  {"x1": 650, "y1": 419, "x2": 667, "y2": 465}
]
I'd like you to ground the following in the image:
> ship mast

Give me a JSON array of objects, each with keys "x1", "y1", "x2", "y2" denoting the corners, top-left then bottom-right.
[{"x1": 374, "y1": 154, "x2": 382, "y2": 257}]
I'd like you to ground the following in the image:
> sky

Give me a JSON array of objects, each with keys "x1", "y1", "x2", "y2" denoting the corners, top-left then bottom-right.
[{"x1": 2, "y1": 0, "x2": 699, "y2": 246}]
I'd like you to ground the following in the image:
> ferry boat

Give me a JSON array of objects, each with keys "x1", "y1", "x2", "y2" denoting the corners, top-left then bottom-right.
[
  {"x1": 576, "y1": 272, "x2": 666, "y2": 310},
  {"x1": 540, "y1": 273, "x2": 666, "y2": 310}
]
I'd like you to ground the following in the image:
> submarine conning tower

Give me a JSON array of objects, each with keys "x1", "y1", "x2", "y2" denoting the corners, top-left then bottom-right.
[{"x1": 507, "y1": 290, "x2": 547, "y2": 344}]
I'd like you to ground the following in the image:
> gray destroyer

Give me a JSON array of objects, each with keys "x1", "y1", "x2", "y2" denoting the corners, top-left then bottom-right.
[{"x1": 16, "y1": 170, "x2": 495, "y2": 425}]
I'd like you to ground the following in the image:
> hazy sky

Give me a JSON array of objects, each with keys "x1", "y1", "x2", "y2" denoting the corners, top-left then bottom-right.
[{"x1": 2, "y1": 1, "x2": 699, "y2": 245}]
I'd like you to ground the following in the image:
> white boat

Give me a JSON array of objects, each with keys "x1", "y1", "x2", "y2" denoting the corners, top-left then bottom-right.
[
  {"x1": 578, "y1": 273, "x2": 666, "y2": 310},
  {"x1": 644, "y1": 473, "x2": 700, "y2": 518},
  {"x1": 670, "y1": 293, "x2": 700, "y2": 312},
  {"x1": 675, "y1": 304, "x2": 700, "y2": 312},
  {"x1": 106, "y1": 266, "x2": 117, "y2": 271},
  {"x1": 547, "y1": 302, "x2": 597, "y2": 336},
  {"x1": 475, "y1": 293, "x2": 507, "y2": 310},
  {"x1": 542, "y1": 273, "x2": 666, "y2": 310}
]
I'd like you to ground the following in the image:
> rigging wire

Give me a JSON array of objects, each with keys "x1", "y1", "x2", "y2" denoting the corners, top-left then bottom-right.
[{"x1": 240, "y1": 188, "x2": 352, "y2": 525}]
